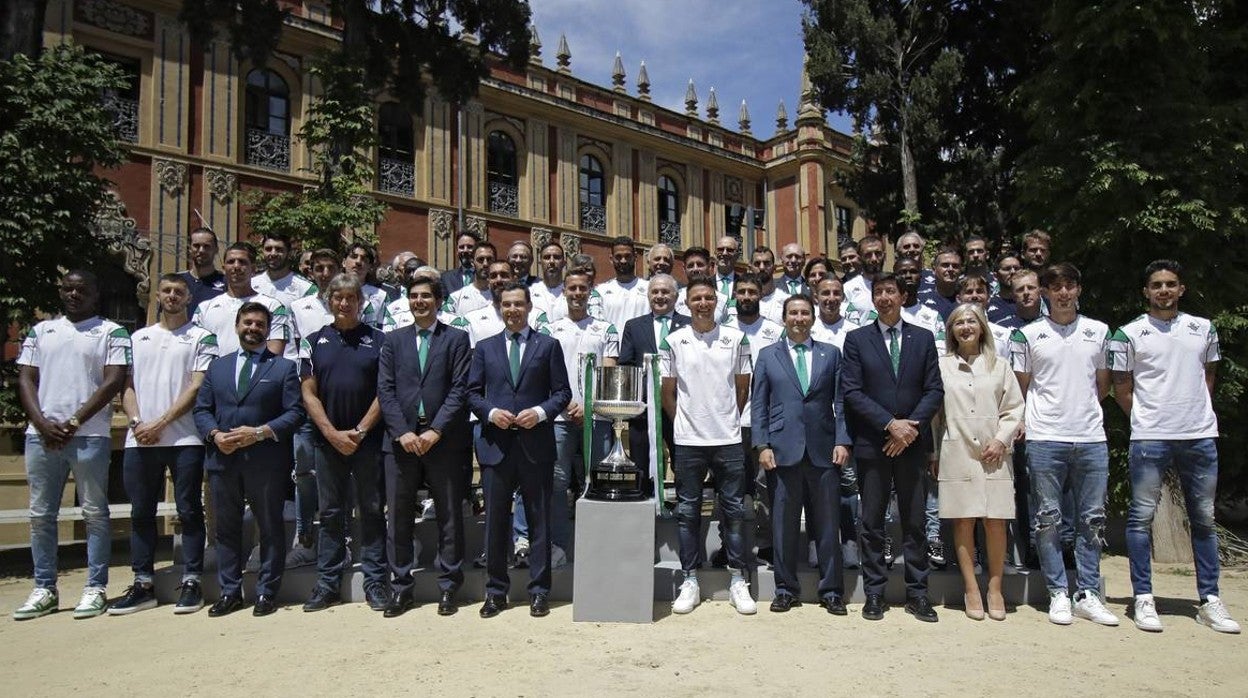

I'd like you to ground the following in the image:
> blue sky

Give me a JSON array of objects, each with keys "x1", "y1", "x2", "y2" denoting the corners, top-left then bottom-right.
[{"x1": 526, "y1": 0, "x2": 854, "y2": 137}]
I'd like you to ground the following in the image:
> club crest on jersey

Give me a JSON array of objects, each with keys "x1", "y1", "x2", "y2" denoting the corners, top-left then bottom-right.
[{"x1": 1083, "y1": 328, "x2": 1096, "y2": 338}]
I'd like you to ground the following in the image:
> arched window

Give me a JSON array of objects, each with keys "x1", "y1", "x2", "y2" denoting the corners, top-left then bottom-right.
[
  {"x1": 96, "y1": 51, "x2": 141, "y2": 143},
  {"x1": 487, "y1": 130, "x2": 518, "y2": 216},
  {"x1": 579, "y1": 154, "x2": 606, "y2": 233},
  {"x1": 657, "y1": 174, "x2": 680, "y2": 247},
  {"x1": 244, "y1": 69, "x2": 291, "y2": 171},
  {"x1": 377, "y1": 102, "x2": 414, "y2": 196}
]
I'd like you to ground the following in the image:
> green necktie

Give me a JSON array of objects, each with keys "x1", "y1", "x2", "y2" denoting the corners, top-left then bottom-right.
[
  {"x1": 720, "y1": 277, "x2": 731, "y2": 296},
  {"x1": 463, "y1": 270, "x2": 473, "y2": 287},
  {"x1": 658, "y1": 315, "x2": 670, "y2": 343},
  {"x1": 790, "y1": 279, "x2": 799, "y2": 294},
  {"x1": 417, "y1": 329, "x2": 430, "y2": 418},
  {"x1": 509, "y1": 332, "x2": 522, "y2": 383},
  {"x1": 795, "y1": 343, "x2": 809, "y2": 394},
  {"x1": 236, "y1": 352, "x2": 255, "y2": 396},
  {"x1": 888, "y1": 327, "x2": 900, "y2": 376}
]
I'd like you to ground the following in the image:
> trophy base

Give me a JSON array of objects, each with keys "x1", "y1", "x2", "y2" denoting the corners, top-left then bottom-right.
[{"x1": 585, "y1": 465, "x2": 650, "y2": 502}]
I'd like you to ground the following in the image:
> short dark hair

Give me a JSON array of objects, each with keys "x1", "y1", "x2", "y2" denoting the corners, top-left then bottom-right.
[
  {"x1": 858, "y1": 234, "x2": 884, "y2": 250},
  {"x1": 344, "y1": 242, "x2": 377, "y2": 265},
  {"x1": 682, "y1": 246, "x2": 711, "y2": 264},
  {"x1": 872, "y1": 272, "x2": 902, "y2": 296},
  {"x1": 611, "y1": 236, "x2": 635, "y2": 251},
  {"x1": 892, "y1": 256, "x2": 920, "y2": 271},
  {"x1": 563, "y1": 268, "x2": 592, "y2": 285},
  {"x1": 473, "y1": 241, "x2": 497, "y2": 258},
  {"x1": 456, "y1": 231, "x2": 480, "y2": 244},
  {"x1": 1143, "y1": 259, "x2": 1183, "y2": 285},
  {"x1": 224, "y1": 241, "x2": 256, "y2": 262},
  {"x1": 732, "y1": 272, "x2": 763, "y2": 293},
  {"x1": 235, "y1": 301, "x2": 272, "y2": 326},
  {"x1": 407, "y1": 275, "x2": 446, "y2": 302},
  {"x1": 261, "y1": 232, "x2": 293, "y2": 249},
  {"x1": 752, "y1": 245, "x2": 774, "y2": 262},
  {"x1": 838, "y1": 240, "x2": 859, "y2": 256},
  {"x1": 963, "y1": 234, "x2": 987, "y2": 248},
  {"x1": 540, "y1": 241, "x2": 564, "y2": 257},
  {"x1": 934, "y1": 246, "x2": 962, "y2": 263},
  {"x1": 995, "y1": 253, "x2": 1021, "y2": 270},
  {"x1": 310, "y1": 248, "x2": 340, "y2": 265},
  {"x1": 498, "y1": 281, "x2": 532, "y2": 304},
  {"x1": 1040, "y1": 262, "x2": 1081, "y2": 287},
  {"x1": 956, "y1": 275, "x2": 989, "y2": 295},
  {"x1": 803, "y1": 257, "x2": 831, "y2": 278},
  {"x1": 782, "y1": 293, "x2": 815, "y2": 317},
  {"x1": 63, "y1": 268, "x2": 99, "y2": 288},
  {"x1": 685, "y1": 276, "x2": 718, "y2": 298},
  {"x1": 189, "y1": 227, "x2": 218, "y2": 244},
  {"x1": 157, "y1": 272, "x2": 188, "y2": 289}
]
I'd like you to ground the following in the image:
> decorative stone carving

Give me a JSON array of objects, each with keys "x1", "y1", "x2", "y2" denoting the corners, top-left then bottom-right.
[
  {"x1": 205, "y1": 167, "x2": 238, "y2": 203},
  {"x1": 462, "y1": 101, "x2": 485, "y2": 116},
  {"x1": 429, "y1": 207, "x2": 456, "y2": 240},
  {"x1": 530, "y1": 227, "x2": 553, "y2": 253},
  {"x1": 153, "y1": 158, "x2": 188, "y2": 196},
  {"x1": 561, "y1": 233, "x2": 582, "y2": 258},
  {"x1": 91, "y1": 190, "x2": 152, "y2": 307},
  {"x1": 76, "y1": 0, "x2": 151, "y2": 38},
  {"x1": 725, "y1": 175, "x2": 744, "y2": 205},
  {"x1": 464, "y1": 215, "x2": 488, "y2": 240}
]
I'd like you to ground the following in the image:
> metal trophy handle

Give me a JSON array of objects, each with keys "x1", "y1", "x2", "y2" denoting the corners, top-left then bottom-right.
[{"x1": 584, "y1": 362, "x2": 648, "y2": 501}]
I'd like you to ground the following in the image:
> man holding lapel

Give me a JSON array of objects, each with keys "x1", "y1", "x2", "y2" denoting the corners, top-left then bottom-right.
[
  {"x1": 193, "y1": 302, "x2": 305, "y2": 617},
  {"x1": 378, "y1": 275, "x2": 472, "y2": 617},
  {"x1": 468, "y1": 282, "x2": 572, "y2": 618},
  {"x1": 842, "y1": 273, "x2": 944, "y2": 622},
  {"x1": 752, "y1": 294, "x2": 852, "y2": 614}
]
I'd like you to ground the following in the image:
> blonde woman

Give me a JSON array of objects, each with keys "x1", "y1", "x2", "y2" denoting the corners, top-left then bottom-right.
[{"x1": 930, "y1": 303, "x2": 1024, "y2": 620}]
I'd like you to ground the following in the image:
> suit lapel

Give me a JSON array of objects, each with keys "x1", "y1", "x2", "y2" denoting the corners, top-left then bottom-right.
[
  {"x1": 869, "y1": 324, "x2": 897, "y2": 385},
  {"x1": 899, "y1": 322, "x2": 920, "y2": 380},
  {"x1": 809, "y1": 344, "x2": 829, "y2": 393},
  {"x1": 495, "y1": 333, "x2": 517, "y2": 388},
  {"x1": 516, "y1": 330, "x2": 539, "y2": 385},
  {"x1": 776, "y1": 343, "x2": 804, "y2": 395},
  {"x1": 238, "y1": 350, "x2": 275, "y2": 401}
]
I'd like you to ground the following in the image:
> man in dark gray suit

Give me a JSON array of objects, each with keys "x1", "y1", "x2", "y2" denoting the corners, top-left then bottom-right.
[{"x1": 440, "y1": 231, "x2": 479, "y2": 295}]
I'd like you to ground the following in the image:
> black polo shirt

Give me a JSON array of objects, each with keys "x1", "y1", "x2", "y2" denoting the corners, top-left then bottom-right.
[{"x1": 301, "y1": 322, "x2": 385, "y2": 447}]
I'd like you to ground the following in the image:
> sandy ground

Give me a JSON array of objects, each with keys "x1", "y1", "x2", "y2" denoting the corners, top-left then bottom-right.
[{"x1": 1, "y1": 554, "x2": 1245, "y2": 697}]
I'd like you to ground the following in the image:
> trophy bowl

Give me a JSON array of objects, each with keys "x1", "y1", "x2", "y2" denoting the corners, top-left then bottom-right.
[{"x1": 586, "y1": 365, "x2": 649, "y2": 501}]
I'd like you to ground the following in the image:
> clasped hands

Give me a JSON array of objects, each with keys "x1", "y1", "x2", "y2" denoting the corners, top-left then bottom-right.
[
  {"x1": 882, "y1": 418, "x2": 920, "y2": 457},
  {"x1": 490, "y1": 407, "x2": 542, "y2": 430},
  {"x1": 213, "y1": 426, "x2": 266, "y2": 455}
]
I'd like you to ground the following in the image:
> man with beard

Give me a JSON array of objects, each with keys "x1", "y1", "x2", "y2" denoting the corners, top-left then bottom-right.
[
  {"x1": 723, "y1": 246, "x2": 786, "y2": 324},
  {"x1": 252, "y1": 233, "x2": 318, "y2": 350},
  {"x1": 441, "y1": 232, "x2": 480, "y2": 295},
  {"x1": 838, "y1": 241, "x2": 862, "y2": 283},
  {"x1": 193, "y1": 243, "x2": 289, "y2": 356},
  {"x1": 675, "y1": 246, "x2": 727, "y2": 320},
  {"x1": 446, "y1": 241, "x2": 498, "y2": 317},
  {"x1": 1022, "y1": 230, "x2": 1052, "y2": 272},
  {"x1": 917, "y1": 247, "x2": 962, "y2": 321},
  {"x1": 963, "y1": 235, "x2": 993, "y2": 286},
  {"x1": 596, "y1": 236, "x2": 649, "y2": 330},
  {"x1": 178, "y1": 227, "x2": 227, "y2": 314},
  {"x1": 892, "y1": 257, "x2": 946, "y2": 352},
  {"x1": 452, "y1": 261, "x2": 542, "y2": 347},
  {"x1": 842, "y1": 235, "x2": 885, "y2": 317},
  {"x1": 529, "y1": 242, "x2": 569, "y2": 322},
  {"x1": 987, "y1": 253, "x2": 1024, "y2": 326},
  {"x1": 342, "y1": 242, "x2": 390, "y2": 329}
]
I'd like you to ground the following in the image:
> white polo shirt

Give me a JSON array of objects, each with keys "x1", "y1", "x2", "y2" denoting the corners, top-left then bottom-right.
[
  {"x1": 660, "y1": 324, "x2": 752, "y2": 446},
  {"x1": 1109, "y1": 312, "x2": 1219, "y2": 440},
  {"x1": 1010, "y1": 315, "x2": 1110, "y2": 443},
  {"x1": 721, "y1": 289, "x2": 788, "y2": 325},
  {"x1": 675, "y1": 287, "x2": 730, "y2": 323},
  {"x1": 17, "y1": 316, "x2": 132, "y2": 438},
  {"x1": 811, "y1": 315, "x2": 860, "y2": 350},
  {"x1": 539, "y1": 316, "x2": 620, "y2": 421},
  {"x1": 842, "y1": 275, "x2": 873, "y2": 317},
  {"x1": 446, "y1": 284, "x2": 492, "y2": 317},
  {"x1": 252, "y1": 271, "x2": 317, "y2": 310},
  {"x1": 381, "y1": 296, "x2": 457, "y2": 332},
  {"x1": 192, "y1": 291, "x2": 290, "y2": 356},
  {"x1": 126, "y1": 322, "x2": 218, "y2": 447},
  {"x1": 595, "y1": 277, "x2": 649, "y2": 330},
  {"x1": 721, "y1": 315, "x2": 784, "y2": 428},
  {"x1": 902, "y1": 302, "x2": 946, "y2": 355}
]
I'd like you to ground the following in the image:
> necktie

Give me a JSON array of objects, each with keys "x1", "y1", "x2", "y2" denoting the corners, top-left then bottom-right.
[
  {"x1": 658, "y1": 315, "x2": 670, "y2": 344},
  {"x1": 789, "y1": 279, "x2": 799, "y2": 295},
  {"x1": 463, "y1": 270, "x2": 472, "y2": 287},
  {"x1": 795, "y1": 343, "x2": 809, "y2": 394},
  {"x1": 236, "y1": 352, "x2": 255, "y2": 396},
  {"x1": 509, "y1": 332, "x2": 522, "y2": 383},
  {"x1": 417, "y1": 329, "x2": 430, "y2": 418},
  {"x1": 888, "y1": 327, "x2": 900, "y2": 376},
  {"x1": 720, "y1": 277, "x2": 731, "y2": 296}
]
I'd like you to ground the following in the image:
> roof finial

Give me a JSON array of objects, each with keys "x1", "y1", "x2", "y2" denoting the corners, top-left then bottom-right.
[
  {"x1": 611, "y1": 51, "x2": 626, "y2": 92},
  {"x1": 636, "y1": 61, "x2": 651, "y2": 101},
  {"x1": 556, "y1": 33, "x2": 571, "y2": 73},
  {"x1": 684, "y1": 79, "x2": 698, "y2": 117},
  {"x1": 528, "y1": 24, "x2": 542, "y2": 64},
  {"x1": 706, "y1": 87, "x2": 720, "y2": 124},
  {"x1": 775, "y1": 99, "x2": 789, "y2": 133},
  {"x1": 738, "y1": 100, "x2": 752, "y2": 135}
]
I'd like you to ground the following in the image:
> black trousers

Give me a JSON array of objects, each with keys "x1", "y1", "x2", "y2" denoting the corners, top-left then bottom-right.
[
  {"x1": 858, "y1": 452, "x2": 930, "y2": 599},
  {"x1": 482, "y1": 448, "x2": 552, "y2": 597},
  {"x1": 769, "y1": 459, "x2": 844, "y2": 600},
  {"x1": 210, "y1": 464, "x2": 288, "y2": 598},
  {"x1": 628, "y1": 413, "x2": 675, "y2": 494},
  {"x1": 385, "y1": 445, "x2": 468, "y2": 595}
]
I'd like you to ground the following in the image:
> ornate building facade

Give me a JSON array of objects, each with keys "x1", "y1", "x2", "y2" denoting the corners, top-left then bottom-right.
[{"x1": 43, "y1": 0, "x2": 866, "y2": 324}]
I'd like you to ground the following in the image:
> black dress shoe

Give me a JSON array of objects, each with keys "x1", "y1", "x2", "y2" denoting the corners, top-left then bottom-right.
[
  {"x1": 208, "y1": 593, "x2": 244, "y2": 617},
  {"x1": 364, "y1": 583, "x2": 390, "y2": 611},
  {"x1": 437, "y1": 590, "x2": 458, "y2": 616},
  {"x1": 303, "y1": 586, "x2": 340, "y2": 612},
  {"x1": 530, "y1": 593, "x2": 550, "y2": 618},
  {"x1": 479, "y1": 595, "x2": 508, "y2": 618},
  {"x1": 820, "y1": 596, "x2": 848, "y2": 616},
  {"x1": 904, "y1": 596, "x2": 939, "y2": 623},
  {"x1": 252, "y1": 594, "x2": 277, "y2": 617},
  {"x1": 383, "y1": 591, "x2": 413, "y2": 618},
  {"x1": 862, "y1": 593, "x2": 886, "y2": 621},
  {"x1": 769, "y1": 594, "x2": 801, "y2": 613}
]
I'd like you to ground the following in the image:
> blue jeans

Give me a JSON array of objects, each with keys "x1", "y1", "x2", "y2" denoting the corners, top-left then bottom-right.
[
  {"x1": 293, "y1": 422, "x2": 317, "y2": 540},
  {"x1": 514, "y1": 420, "x2": 610, "y2": 551},
  {"x1": 925, "y1": 470, "x2": 942, "y2": 542},
  {"x1": 122, "y1": 446, "x2": 205, "y2": 582},
  {"x1": 1027, "y1": 440, "x2": 1109, "y2": 594},
  {"x1": 673, "y1": 443, "x2": 748, "y2": 574},
  {"x1": 314, "y1": 439, "x2": 386, "y2": 591},
  {"x1": 25, "y1": 435, "x2": 112, "y2": 590},
  {"x1": 1126, "y1": 439, "x2": 1221, "y2": 599}
]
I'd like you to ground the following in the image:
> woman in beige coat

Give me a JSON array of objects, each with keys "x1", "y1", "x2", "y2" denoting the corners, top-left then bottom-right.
[{"x1": 931, "y1": 303, "x2": 1024, "y2": 620}]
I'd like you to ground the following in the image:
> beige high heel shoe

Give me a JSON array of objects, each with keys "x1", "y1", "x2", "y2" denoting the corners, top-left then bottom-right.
[
  {"x1": 987, "y1": 592, "x2": 1007, "y2": 621},
  {"x1": 964, "y1": 593, "x2": 985, "y2": 621}
]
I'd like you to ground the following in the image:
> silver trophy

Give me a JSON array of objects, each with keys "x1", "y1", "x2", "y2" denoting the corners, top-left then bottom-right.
[{"x1": 586, "y1": 364, "x2": 649, "y2": 501}]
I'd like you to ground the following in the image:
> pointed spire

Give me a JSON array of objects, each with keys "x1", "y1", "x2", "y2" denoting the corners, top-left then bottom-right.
[
  {"x1": 556, "y1": 33, "x2": 571, "y2": 73},
  {"x1": 611, "y1": 51, "x2": 626, "y2": 92},
  {"x1": 636, "y1": 61, "x2": 651, "y2": 101},
  {"x1": 684, "y1": 79, "x2": 698, "y2": 117},
  {"x1": 775, "y1": 99, "x2": 789, "y2": 133},
  {"x1": 797, "y1": 53, "x2": 823, "y2": 123},
  {"x1": 706, "y1": 87, "x2": 720, "y2": 124},
  {"x1": 528, "y1": 24, "x2": 542, "y2": 64},
  {"x1": 738, "y1": 100, "x2": 752, "y2": 135}
]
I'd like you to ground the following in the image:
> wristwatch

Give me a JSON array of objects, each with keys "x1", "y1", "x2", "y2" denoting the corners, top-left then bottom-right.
[
  {"x1": 128, "y1": 417, "x2": 141, "y2": 428},
  {"x1": 254, "y1": 428, "x2": 265, "y2": 442},
  {"x1": 67, "y1": 416, "x2": 81, "y2": 430}
]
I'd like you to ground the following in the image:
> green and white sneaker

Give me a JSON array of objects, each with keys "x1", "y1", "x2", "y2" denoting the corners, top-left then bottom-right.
[
  {"x1": 72, "y1": 587, "x2": 108, "y2": 619},
  {"x1": 13, "y1": 588, "x2": 59, "y2": 620}
]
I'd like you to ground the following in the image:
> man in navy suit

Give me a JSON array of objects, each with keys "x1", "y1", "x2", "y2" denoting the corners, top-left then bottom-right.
[
  {"x1": 440, "y1": 231, "x2": 479, "y2": 295},
  {"x1": 378, "y1": 275, "x2": 472, "y2": 617},
  {"x1": 468, "y1": 282, "x2": 572, "y2": 618},
  {"x1": 842, "y1": 273, "x2": 944, "y2": 622},
  {"x1": 752, "y1": 294, "x2": 852, "y2": 614},
  {"x1": 193, "y1": 302, "x2": 305, "y2": 617},
  {"x1": 618, "y1": 273, "x2": 688, "y2": 490}
]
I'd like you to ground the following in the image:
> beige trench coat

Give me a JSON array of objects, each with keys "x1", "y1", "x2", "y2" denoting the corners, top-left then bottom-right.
[{"x1": 933, "y1": 353, "x2": 1025, "y2": 519}]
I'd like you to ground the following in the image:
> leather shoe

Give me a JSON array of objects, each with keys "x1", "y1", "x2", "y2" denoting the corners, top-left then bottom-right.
[
  {"x1": 529, "y1": 593, "x2": 550, "y2": 618},
  {"x1": 437, "y1": 590, "x2": 458, "y2": 616},
  {"x1": 862, "y1": 593, "x2": 886, "y2": 621},
  {"x1": 905, "y1": 596, "x2": 939, "y2": 623},
  {"x1": 252, "y1": 594, "x2": 277, "y2": 617},
  {"x1": 479, "y1": 594, "x2": 508, "y2": 618},
  {"x1": 383, "y1": 591, "x2": 413, "y2": 618},
  {"x1": 303, "y1": 587, "x2": 340, "y2": 612},
  {"x1": 769, "y1": 594, "x2": 801, "y2": 613},
  {"x1": 208, "y1": 593, "x2": 244, "y2": 618},
  {"x1": 820, "y1": 596, "x2": 848, "y2": 616}
]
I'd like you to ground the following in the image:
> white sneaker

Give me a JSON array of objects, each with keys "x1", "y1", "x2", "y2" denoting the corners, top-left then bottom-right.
[
  {"x1": 13, "y1": 588, "x2": 58, "y2": 620},
  {"x1": 729, "y1": 578, "x2": 757, "y2": 615},
  {"x1": 551, "y1": 545, "x2": 569, "y2": 569},
  {"x1": 418, "y1": 498, "x2": 437, "y2": 522},
  {"x1": 513, "y1": 536, "x2": 530, "y2": 568},
  {"x1": 72, "y1": 587, "x2": 108, "y2": 619},
  {"x1": 285, "y1": 540, "x2": 318, "y2": 569},
  {"x1": 807, "y1": 541, "x2": 819, "y2": 568},
  {"x1": 1197, "y1": 595, "x2": 1242, "y2": 634},
  {"x1": 1073, "y1": 590, "x2": 1120, "y2": 626},
  {"x1": 1132, "y1": 594, "x2": 1163, "y2": 632},
  {"x1": 672, "y1": 578, "x2": 700, "y2": 614},
  {"x1": 1048, "y1": 590, "x2": 1073, "y2": 625}
]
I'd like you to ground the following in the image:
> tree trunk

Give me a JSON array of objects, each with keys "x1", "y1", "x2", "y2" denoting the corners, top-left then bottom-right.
[
  {"x1": 1152, "y1": 473, "x2": 1194, "y2": 563},
  {"x1": 0, "y1": 0, "x2": 47, "y2": 60},
  {"x1": 899, "y1": 122, "x2": 919, "y2": 216}
]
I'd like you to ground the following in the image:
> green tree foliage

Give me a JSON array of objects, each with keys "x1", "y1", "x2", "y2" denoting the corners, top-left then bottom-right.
[{"x1": 0, "y1": 44, "x2": 128, "y2": 421}]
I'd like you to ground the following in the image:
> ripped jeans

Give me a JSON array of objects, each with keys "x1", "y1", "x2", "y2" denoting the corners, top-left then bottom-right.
[
  {"x1": 1027, "y1": 440, "x2": 1108, "y2": 595},
  {"x1": 1125, "y1": 439, "x2": 1221, "y2": 600}
]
